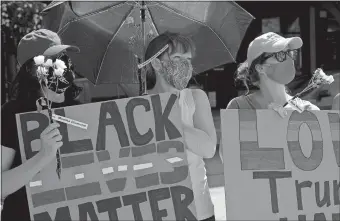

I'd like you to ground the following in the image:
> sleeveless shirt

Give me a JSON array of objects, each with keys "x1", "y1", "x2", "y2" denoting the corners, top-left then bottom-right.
[{"x1": 178, "y1": 89, "x2": 214, "y2": 220}]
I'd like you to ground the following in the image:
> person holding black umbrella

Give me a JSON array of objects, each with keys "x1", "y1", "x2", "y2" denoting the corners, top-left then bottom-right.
[{"x1": 139, "y1": 32, "x2": 217, "y2": 221}]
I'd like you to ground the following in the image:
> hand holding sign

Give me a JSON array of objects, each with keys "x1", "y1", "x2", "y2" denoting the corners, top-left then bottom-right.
[{"x1": 39, "y1": 123, "x2": 63, "y2": 160}]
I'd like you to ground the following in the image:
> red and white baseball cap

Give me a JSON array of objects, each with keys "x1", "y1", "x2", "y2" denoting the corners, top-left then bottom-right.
[{"x1": 246, "y1": 32, "x2": 303, "y2": 66}]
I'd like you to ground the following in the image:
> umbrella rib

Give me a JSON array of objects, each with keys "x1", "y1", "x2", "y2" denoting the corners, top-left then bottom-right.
[
  {"x1": 230, "y1": 2, "x2": 255, "y2": 19},
  {"x1": 156, "y1": 2, "x2": 235, "y2": 61},
  {"x1": 145, "y1": 3, "x2": 160, "y2": 36},
  {"x1": 58, "y1": 1, "x2": 129, "y2": 35},
  {"x1": 95, "y1": 4, "x2": 136, "y2": 84}
]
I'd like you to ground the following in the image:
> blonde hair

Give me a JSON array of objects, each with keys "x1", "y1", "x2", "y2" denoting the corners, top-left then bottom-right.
[{"x1": 235, "y1": 54, "x2": 266, "y2": 94}]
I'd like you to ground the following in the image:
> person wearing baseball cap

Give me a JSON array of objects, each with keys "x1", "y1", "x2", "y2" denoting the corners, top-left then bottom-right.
[
  {"x1": 219, "y1": 32, "x2": 319, "y2": 162},
  {"x1": 227, "y1": 32, "x2": 319, "y2": 110},
  {"x1": 1, "y1": 29, "x2": 81, "y2": 221}
]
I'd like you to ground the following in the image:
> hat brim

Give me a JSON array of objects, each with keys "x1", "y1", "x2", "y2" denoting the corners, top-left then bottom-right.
[
  {"x1": 270, "y1": 37, "x2": 303, "y2": 53},
  {"x1": 43, "y1": 44, "x2": 80, "y2": 57}
]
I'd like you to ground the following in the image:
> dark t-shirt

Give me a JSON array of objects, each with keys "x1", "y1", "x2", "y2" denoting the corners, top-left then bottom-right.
[{"x1": 1, "y1": 98, "x2": 80, "y2": 221}]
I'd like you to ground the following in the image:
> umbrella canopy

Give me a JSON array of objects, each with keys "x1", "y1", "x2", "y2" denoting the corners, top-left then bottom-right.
[{"x1": 42, "y1": 1, "x2": 254, "y2": 85}]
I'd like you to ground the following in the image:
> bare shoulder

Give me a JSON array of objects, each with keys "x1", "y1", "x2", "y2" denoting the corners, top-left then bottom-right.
[
  {"x1": 227, "y1": 96, "x2": 241, "y2": 109},
  {"x1": 332, "y1": 93, "x2": 340, "y2": 110},
  {"x1": 189, "y1": 88, "x2": 208, "y2": 99}
]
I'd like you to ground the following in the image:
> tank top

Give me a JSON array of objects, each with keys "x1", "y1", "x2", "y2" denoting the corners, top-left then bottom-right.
[{"x1": 178, "y1": 89, "x2": 214, "y2": 220}]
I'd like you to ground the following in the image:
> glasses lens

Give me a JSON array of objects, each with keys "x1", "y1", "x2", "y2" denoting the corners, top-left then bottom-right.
[
  {"x1": 275, "y1": 51, "x2": 286, "y2": 62},
  {"x1": 289, "y1": 50, "x2": 298, "y2": 60}
]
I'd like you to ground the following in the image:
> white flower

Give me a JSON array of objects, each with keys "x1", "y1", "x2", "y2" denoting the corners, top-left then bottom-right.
[
  {"x1": 36, "y1": 66, "x2": 48, "y2": 79},
  {"x1": 313, "y1": 68, "x2": 334, "y2": 85},
  {"x1": 44, "y1": 59, "x2": 53, "y2": 67},
  {"x1": 54, "y1": 68, "x2": 64, "y2": 77},
  {"x1": 324, "y1": 75, "x2": 334, "y2": 84},
  {"x1": 54, "y1": 59, "x2": 67, "y2": 70},
  {"x1": 34, "y1": 55, "x2": 45, "y2": 65}
]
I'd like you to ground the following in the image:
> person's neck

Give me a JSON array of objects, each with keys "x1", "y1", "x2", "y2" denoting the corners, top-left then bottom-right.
[
  {"x1": 258, "y1": 80, "x2": 290, "y2": 106},
  {"x1": 147, "y1": 78, "x2": 178, "y2": 95}
]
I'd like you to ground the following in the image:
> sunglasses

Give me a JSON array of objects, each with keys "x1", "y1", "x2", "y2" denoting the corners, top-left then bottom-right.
[{"x1": 262, "y1": 49, "x2": 298, "y2": 63}]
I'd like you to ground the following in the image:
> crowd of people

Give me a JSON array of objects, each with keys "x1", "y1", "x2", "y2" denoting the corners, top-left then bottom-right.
[{"x1": 1, "y1": 28, "x2": 339, "y2": 221}]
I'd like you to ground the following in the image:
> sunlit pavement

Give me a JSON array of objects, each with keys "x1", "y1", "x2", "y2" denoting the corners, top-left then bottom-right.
[{"x1": 210, "y1": 187, "x2": 226, "y2": 221}]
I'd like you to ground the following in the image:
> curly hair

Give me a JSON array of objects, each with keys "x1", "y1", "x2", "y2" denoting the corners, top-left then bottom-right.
[{"x1": 235, "y1": 54, "x2": 268, "y2": 95}]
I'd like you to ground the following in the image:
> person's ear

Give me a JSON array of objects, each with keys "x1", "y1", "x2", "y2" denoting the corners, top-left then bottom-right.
[{"x1": 151, "y1": 58, "x2": 162, "y2": 72}]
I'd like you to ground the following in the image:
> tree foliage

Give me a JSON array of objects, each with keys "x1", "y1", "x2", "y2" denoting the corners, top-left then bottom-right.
[{"x1": 1, "y1": 1, "x2": 47, "y2": 49}]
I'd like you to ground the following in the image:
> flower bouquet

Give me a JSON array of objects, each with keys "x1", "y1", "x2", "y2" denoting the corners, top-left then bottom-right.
[
  {"x1": 34, "y1": 55, "x2": 70, "y2": 179},
  {"x1": 269, "y1": 68, "x2": 334, "y2": 118},
  {"x1": 284, "y1": 68, "x2": 334, "y2": 110}
]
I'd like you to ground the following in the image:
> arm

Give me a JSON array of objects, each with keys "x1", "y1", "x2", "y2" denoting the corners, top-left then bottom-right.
[
  {"x1": 219, "y1": 141, "x2": 224, "y2": 163},
  {"x1": 304, "y1": 102, "x2": 320, "y2": 111},
  {"x1": 182, "y1": 89, "x2": 217, "y2": 159},
  {"x1": 219, "y1": 98, "x2": 239, "y2": 163},
  {"x1": 226, "y1": 98, "x2": 240, "y2": 109},
  {"x1": 1, "y1": 123, "x2": 62, "y2": 199},
  {"x1": 332, "y1": 93, "x2": 340, "y2": 110},
  {"x1": 1, "y1": 146, "x2": 55, "y2": 198}
]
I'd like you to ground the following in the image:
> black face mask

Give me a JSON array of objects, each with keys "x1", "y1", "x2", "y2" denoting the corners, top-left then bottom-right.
[{"x1": 46, "y1": 53, "x2": 75, "y2": 94}]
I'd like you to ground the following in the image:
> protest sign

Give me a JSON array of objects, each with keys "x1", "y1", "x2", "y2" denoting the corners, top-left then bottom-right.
[
  {"x1": 16, "y1": 92, "x2": 197, "y2": 221},
  {"x1": 221, "y1": 109, "x2": 340, "y2": 221}
]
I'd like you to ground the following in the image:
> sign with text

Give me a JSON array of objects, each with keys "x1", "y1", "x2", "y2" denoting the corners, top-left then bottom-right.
[
  {"x1": 221, "y1": 109, "x2": 340, "y2": 221},
  {"x1": 16, "y1": 93, "x2": 197, "y2": 221}
]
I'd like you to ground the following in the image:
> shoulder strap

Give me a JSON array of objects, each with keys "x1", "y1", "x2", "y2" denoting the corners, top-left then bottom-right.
[{"x1": 235, "y1": 95, "x2": 255, "y2": 109}]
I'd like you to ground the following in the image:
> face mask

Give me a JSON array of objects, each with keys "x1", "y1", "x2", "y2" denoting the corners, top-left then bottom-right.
[
  {"x1": 263, "y1": 58, "x2": 296, "y2": 85},
  {"x1": 160, "y1": 57, "x2": 193, "y2": 90},
  {"x1": 45, "y1": 54, "x2": 75, "y2": 94}
]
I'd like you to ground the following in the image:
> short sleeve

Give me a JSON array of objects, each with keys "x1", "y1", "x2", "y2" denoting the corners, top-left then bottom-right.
[
  {"x1": 226, "y1": 98, "x2": 240, "y2": 109},
  {"x1": 1, "y1": 102, "x2": 19, "y2": 151},
  {"x1": 332, "y1": 94, "x2": 340, "y2": 110}
]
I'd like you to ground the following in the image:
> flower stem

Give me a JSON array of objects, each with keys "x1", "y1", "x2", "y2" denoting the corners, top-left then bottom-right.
[{"x1": 283, "y1": 84, "x2": 316, "y2": 107}]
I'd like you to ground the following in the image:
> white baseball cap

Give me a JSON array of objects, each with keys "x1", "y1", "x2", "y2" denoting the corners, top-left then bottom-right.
[{"x1": 246, "y1": 32, "x2": 303, "y2": 66}]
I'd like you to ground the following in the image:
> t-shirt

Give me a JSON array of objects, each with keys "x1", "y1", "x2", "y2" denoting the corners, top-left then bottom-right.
[
  {"x1": 1, "y1": 98, "x2": 80, "y2": 221},
  {"x1": 227, "y1": 95, "x2": 320, "y2": 110}
]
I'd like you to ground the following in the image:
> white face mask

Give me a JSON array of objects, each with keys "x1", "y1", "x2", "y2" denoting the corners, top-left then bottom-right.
[
  {"x1": 261, "y1": 58, "x2": 296, "y2": 85},
  {"x1": 160, "y1": 57, "x2": 193, "y2": 90}
]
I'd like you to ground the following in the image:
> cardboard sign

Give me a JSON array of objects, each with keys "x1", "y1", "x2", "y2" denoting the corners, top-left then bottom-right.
[
  {"x1": 221, "y1": 109, "x2": 340, "y2": 221},
  {"x1": 16, "y1": 93, "x2": 197, "y2": 221}
]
